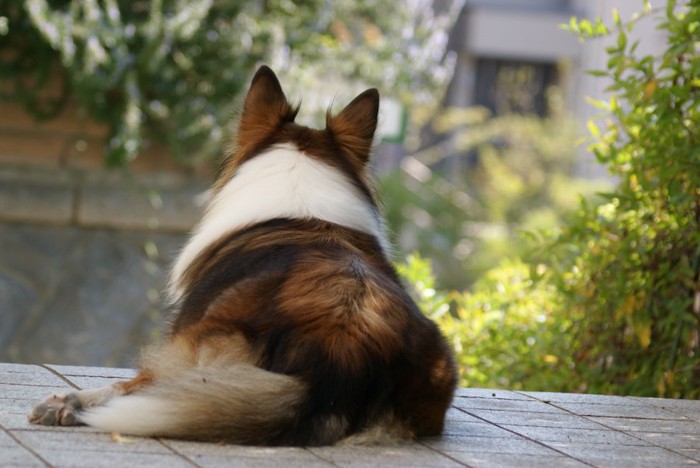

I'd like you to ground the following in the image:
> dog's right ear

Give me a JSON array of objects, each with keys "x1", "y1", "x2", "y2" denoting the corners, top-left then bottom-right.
[{"x1": 237, "y1": 66, "x2": 298, "y2": 143}]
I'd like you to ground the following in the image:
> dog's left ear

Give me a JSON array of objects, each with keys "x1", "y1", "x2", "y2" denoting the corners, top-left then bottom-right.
[{"x1": 326, "y1": 89, "x2": 379, "y2": 165}]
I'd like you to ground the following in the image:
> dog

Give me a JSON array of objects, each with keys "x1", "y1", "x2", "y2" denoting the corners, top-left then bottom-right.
[{"x1": 29, "y1": 66, "x2": 457, "y2": 446}]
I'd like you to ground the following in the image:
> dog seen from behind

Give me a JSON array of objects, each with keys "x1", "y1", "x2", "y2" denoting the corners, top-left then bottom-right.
[{"x1": 29, "y1": 66, "x2": 458, "y2": 446}]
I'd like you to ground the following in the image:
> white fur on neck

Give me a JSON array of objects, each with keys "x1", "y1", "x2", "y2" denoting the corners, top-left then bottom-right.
[{"x1": 169, "y1": 143, "x2": 388, "y2": 300}]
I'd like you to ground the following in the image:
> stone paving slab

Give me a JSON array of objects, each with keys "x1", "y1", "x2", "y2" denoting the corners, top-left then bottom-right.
[{"x1": 1, "y1": 363, "x2": 699, "y2": 467}]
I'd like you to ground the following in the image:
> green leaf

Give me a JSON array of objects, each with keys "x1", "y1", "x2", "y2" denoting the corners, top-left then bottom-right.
[
  {"x1": 587, "y1": 119, "x2": 600, "y2": 138},
  {"x1": 613, "y1": 8, "x2": 621, "y2": 26},
  {"x1": 617, "y1": 30, "x2": 627, "y2": 50},
  {"x1": 586, "y1": 70, "x2": 609, "y2": 77}
]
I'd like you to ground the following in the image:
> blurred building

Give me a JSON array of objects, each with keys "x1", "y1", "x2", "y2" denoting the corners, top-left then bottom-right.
[{"x1": 440, "y1": 0, "x2": 666, "y2": 177}]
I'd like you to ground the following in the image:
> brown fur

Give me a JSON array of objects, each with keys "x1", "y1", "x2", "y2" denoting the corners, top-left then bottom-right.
[{"x1": 29, "y1": 66, "x2": 457, "y2": 446}]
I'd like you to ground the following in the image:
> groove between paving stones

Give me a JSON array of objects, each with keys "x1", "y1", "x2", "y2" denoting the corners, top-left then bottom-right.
[
  {"x1": 554, "y1": 408, "x2": 700, "y2": 464},
  {"x1": 299, "y1": 447, "x2": 342, "y2": 467},
  {"x1": 4, "y1": 365, "x2": 700, "y2": 467},
  {"x1": 454, "y1": 406, "x2": 596, "y2": 467},
  {"x1": 155, "y1": 438, "x2": 203, "y2": 468},
  {"x1": 39, "y1": 364, "x2": 81, "y2": 391},
  {"x1": 416, "y1": 439, "x2": 475, "y2": 466},
  {"x1": 517, "y1": 392, "x2": 700, "y2": 465},
  {"x1": 0, "y1": 421, "x2": 51, "y2": 467}
]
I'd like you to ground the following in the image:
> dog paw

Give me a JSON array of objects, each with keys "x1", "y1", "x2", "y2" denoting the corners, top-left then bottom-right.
[{"x1": 28, "y1": 393, "x2": 83, "y2": 426}]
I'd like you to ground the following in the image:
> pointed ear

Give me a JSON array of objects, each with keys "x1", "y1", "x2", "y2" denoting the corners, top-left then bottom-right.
[
  {"x1": 238, "y1": 66, "x2": 298, "y2": 143},
  {"x1": 326, "y1": 89, "x2": 379, "y2": 165}
]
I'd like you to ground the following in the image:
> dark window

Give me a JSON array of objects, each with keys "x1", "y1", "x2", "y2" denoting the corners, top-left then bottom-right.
[{"x1": 473, "y1": 58, "x2": 558, "y2": 116}]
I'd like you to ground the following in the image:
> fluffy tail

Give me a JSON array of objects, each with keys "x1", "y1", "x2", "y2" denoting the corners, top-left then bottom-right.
[{"x1": 79, "y1": 364, "x2": 306, "y2": 444}]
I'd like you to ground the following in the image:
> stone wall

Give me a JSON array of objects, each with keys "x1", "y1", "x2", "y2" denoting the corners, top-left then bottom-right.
[{"x1": 0, "y1": 100, "x2": 211, "y2": 367}]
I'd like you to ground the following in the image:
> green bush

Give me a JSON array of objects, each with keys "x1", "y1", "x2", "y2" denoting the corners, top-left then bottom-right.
[
  {"x1": 536, "y1": 1, "x2": 700, "y2": 398},
  {"x1": 398, "y1": 254, "x2": 575, "y2": 390},
  {"x1": 399, "y1": 2, "x2": 700, "y2": 398}
]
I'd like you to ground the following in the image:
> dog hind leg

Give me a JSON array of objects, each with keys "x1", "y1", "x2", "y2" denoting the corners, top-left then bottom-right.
[{"x1": 28, "y1": 371, "x2": 153, "y2": 426}]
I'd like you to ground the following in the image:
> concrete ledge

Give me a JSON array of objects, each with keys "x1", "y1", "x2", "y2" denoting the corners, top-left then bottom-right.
[
  {"x1": 0, "y1": 167, "x2": 74, "y2": 224},
  {"x1": 1, "y1": 363, "x2": 699, "y2": 467},
  {"x1": 0, "y1": 165, "x2": 208, "y2": 231},
  {"x1": 78, "y1": 171, "x2": 208, "y2": 232}
]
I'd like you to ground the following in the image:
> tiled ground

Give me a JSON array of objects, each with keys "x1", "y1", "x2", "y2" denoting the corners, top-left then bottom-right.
[{"x1": 1, "y1": 363, "x2": 699, "y2": 467}]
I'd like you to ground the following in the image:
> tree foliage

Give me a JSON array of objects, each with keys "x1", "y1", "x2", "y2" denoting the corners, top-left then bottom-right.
[
  {"x1": 0, "y1": 0, "x2": 459, "y2": 165},
  {"x1": 399, "y1": 1, "x2": 700, "y2": 398},
  {"x1": 382, "y1": 96, "x2": 604, "y2": 290},
  {"x1": 537, "y1": 0, "x2": 700, "y2": 398}
]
